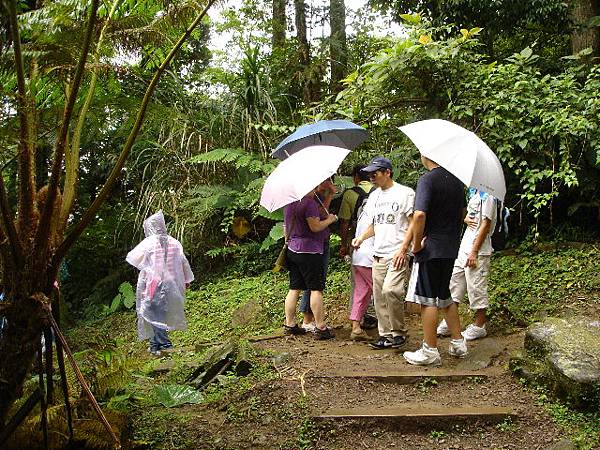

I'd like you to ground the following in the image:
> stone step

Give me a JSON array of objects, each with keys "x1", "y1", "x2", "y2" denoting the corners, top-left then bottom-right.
[
  {"x1": 311, "y1": 370, "x2": 487, "y2": 384},
  {"x1": 315, "y1": 406, "x2": 514, "y2": 421}
]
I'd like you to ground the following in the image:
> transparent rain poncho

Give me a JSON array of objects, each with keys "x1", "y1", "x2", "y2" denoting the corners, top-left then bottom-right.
[{"x1": 126, "y1": 211, "x2": 194, "y2": 340}]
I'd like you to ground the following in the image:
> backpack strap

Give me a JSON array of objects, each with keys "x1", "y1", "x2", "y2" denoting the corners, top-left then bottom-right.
[{"x1": 350, "y1": 185, "x2": 369, "y2": 221}]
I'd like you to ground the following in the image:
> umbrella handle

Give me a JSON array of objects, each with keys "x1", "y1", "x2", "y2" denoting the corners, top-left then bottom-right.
[{"x1": 314, "y1": 192, "x2": 330, "y2": 215}]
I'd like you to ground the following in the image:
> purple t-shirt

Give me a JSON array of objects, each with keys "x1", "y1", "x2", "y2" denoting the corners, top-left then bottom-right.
[{"x1": 284, "y1": 196, "x2": 329, "y2": 254}]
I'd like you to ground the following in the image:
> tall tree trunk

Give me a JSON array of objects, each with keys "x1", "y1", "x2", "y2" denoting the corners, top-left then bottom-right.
[
  {"x1": 329, "y1": 0, "x2": 347, "y2": 94},
  {"x1": 294, "y1": 0, "x2": 320, "y2": 104},
  {"x1": 272, "y1": 0, "x2": 286, "y2": 51},
  {"x1": 571, "y1": 0, "x2": 600, "y2": 56}
]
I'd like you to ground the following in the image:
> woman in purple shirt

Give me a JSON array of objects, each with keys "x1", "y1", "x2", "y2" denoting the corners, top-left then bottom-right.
[{"x1": 283, "y1": 183, "x2": 337, "y2": 339}]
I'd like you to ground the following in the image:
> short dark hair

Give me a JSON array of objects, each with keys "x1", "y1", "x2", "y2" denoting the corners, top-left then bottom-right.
[{"x1": 351, "y1": 164, "x2": 369, "y2": 181}]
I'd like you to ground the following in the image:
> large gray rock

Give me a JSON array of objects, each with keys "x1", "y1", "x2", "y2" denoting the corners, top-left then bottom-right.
[{"x1": 510, "y1": 317, "x2": 600, "y2": 408}]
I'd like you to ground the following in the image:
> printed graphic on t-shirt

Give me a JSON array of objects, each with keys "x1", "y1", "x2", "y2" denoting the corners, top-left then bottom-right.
[{"x1": 374, "y1": 200, "x2": 402, "y2": 225}]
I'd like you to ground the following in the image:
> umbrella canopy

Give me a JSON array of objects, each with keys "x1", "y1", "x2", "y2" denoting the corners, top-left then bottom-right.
[
  {"x1": 272, "y1": 120, "x2": 368, "y2": 160},
  {"x1": 260, "y1": 145, "x2": 350, "y2": 212},
  {"x1": 400, "y1": 119, "x2": 506, "y2": 201}
]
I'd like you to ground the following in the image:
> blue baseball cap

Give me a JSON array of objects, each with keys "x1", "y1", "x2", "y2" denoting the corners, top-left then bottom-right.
[{"x1": 362, "y1": 156, "x2": 393, "y2": 173}]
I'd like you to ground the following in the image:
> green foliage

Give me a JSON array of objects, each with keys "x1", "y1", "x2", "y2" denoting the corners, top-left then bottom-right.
[
  {"x1": 178, "y1": 270, "x2": 290, "y2": 345},
  {"x1": 62, "y1": 205, "x2": 135, "y2": 314},
  {"x1": 5, "y1": 334, "x2": 139, "y2": 449},
  {"x1": 534, "y1": 385, "x2": 600, "y2": 449},
  {"x1": 74, "y1": 337, "x2": 140, "y2": 400},
  {"x1": 188, "y1": 147, "x2": 275, "y2": 175},
  {"x1": 370, "y1": 0, "x2": 570, "y2": 60},
  {"x1": 153, "y1": 384, "x2": 203, "y2": 407},
  {"x1": 326, "y1": 20, "x2": 600, "y2": 236},
  {"x1": 417, "y1": 377, "x2": 438, "y2": 393},
  {"x1": 182, "y1": 146, "x2": 280, "y2": 262},
  {"x1": 428, "y1": 430, "x2": 445, "y2": 440},
  {"x1": 297, "y1": 418, "x2": 317, "y2": 450},
  {"x1": 448, "y1": 56, "x2": 600, "y2": 230},
  {"x1": 260, "y1": 221, "x2": 284, "y2": 251},
  {"x1": 488, "y1": 245, "x2": 600, "y2": 326},
  {"x1": 496, "y1": 417, "x2": 517, "y2": 433},
  {"x1": 110, "y1": 281, "x2": 136, "y2": 312}
]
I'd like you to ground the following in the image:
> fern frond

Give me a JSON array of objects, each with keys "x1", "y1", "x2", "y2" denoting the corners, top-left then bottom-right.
[
  {"x1": 73, "y1": 418, "x2": 116, "y2": 450},
  {"x1": 188, "y1": 147, "x2": 246, "y2": 164}
]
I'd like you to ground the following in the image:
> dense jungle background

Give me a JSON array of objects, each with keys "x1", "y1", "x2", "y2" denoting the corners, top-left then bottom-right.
[{"x1": 1, "y1": 0, "x2": 599, "y2": 448}]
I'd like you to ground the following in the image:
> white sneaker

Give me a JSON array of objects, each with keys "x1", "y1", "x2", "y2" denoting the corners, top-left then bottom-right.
[
  {"x1": 448, "y1": 338, "x2": 468, "y2": 358},
  {"x1": 461, "y1": 323, "x2": 487, "y2": 341},
  {"x1": 301, "y1": 321, "x2": 316, "y2": 333},
  {"x1": 147, "y1": 347, "x2": 161, "y2": 356},
  {"x1": 403, "y1": 343, "x2": 441, "y2": 366},
  {"x1": 436, "y1": 319, "x2": 450, "y2": 336}
]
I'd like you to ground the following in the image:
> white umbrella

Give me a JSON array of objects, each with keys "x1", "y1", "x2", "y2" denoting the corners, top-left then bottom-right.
[
  {"x1": 260, "y1": 145, "x2": 350, "y2": 212},
  {"x1": 400, "y1": 119, "x2": 506, "y2": 201}
]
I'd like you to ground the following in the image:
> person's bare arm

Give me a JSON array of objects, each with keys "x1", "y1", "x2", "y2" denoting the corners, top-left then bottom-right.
[
  {"x1": 392, "y1": 214, "x2": 413, "y2": 269},
  {"x1": 465, "y1": 217, "x2": 491, "y2": 268},
  {"x1": 351, "y1": 223, "x2": 374, "y2": 249},
  {"x1": 411, "y1": 210, "x2": 427, "y2": 254},
  {"x1": 307, "y1": 214, "x2": 337, "y2": 233}
]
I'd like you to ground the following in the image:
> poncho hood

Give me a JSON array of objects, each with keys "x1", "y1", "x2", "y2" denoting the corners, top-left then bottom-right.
[{"x1": 143, "y1": 210, "x2": 168, "y2": 237}]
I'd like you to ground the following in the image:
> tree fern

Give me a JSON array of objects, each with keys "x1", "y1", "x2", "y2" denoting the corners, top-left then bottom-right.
[{"x1": 188, "y1": 147, "x2": 275, "y2": 175}]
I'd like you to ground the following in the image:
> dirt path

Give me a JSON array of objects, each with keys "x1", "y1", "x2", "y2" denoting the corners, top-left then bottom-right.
[{"x1": 180, "y1": 312, "x2": 567, "y2": 449}]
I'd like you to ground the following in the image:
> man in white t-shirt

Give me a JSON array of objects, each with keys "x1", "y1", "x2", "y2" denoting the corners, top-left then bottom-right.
[
  {"x1": 352, "y1": 157, "x2": 415, "y2": 349},
  {"x1": 438, "y1": 188, "x2": 497, "y2": 340}
]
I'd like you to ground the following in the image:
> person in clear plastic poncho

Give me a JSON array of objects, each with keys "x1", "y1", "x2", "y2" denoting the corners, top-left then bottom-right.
[{"x1": 126, "y1": 211, "x2": 194, "y2": 355}]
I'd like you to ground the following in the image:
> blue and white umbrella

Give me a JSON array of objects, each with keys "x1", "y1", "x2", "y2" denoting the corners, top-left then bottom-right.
[{"x1": 272, "y1": 119, "x2": 368, "y2": 160}]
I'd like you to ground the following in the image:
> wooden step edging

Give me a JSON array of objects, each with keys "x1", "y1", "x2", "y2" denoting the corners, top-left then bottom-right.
[
  {"x1": 315, "y1": 406, "x2": 515, "y2": 421},
  {"x1": 310, "y1": 370, "x2": 488, "y2": 384}
]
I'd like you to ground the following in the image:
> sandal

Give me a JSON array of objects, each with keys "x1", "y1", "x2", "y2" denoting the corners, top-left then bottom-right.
[
  {"x1": 283, "y1": 324, "x2": 307, "y2": 335},
  {"x1": 314, "y1": 327, "x2": 334, "y2": 340},
  {"x1": 350, "y1": 330, "x2": 369, "y2": 341}
]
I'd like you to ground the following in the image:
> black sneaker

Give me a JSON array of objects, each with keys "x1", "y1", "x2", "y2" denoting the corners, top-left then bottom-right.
[
  {"x1": 314, "y1": 327, "x2": 334, "y2": 340},
  {"x1": 283, "y1": 324, "x2": 307, "y2": 335},
  {"x1": 361, "y1": 314, "x2": 378, "y2": 330},
  {"x1": 391, "y1": 335, "x2": 408, "y2": 348},
  {"x1": 369, "y1": 336, "x2": 393, "y2": 349}
]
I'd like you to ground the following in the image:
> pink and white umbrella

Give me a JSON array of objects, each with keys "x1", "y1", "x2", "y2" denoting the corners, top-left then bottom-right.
[{"x1": 260, "y1": 145, "x2": 350, "y2": 212}]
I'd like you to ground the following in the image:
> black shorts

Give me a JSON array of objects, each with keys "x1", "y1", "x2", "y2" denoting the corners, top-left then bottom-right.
[
  {"x1": 414, "y1": 258, "x2": 455, "y2": 308},
  {"x1": 286, "y1": 250, "x2": 325, "y2": 291}
]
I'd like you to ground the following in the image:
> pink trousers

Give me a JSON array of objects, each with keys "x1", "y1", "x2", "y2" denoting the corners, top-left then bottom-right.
[{"x1": 349, "y1": 265, "x2": 373, "y2": 322}]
